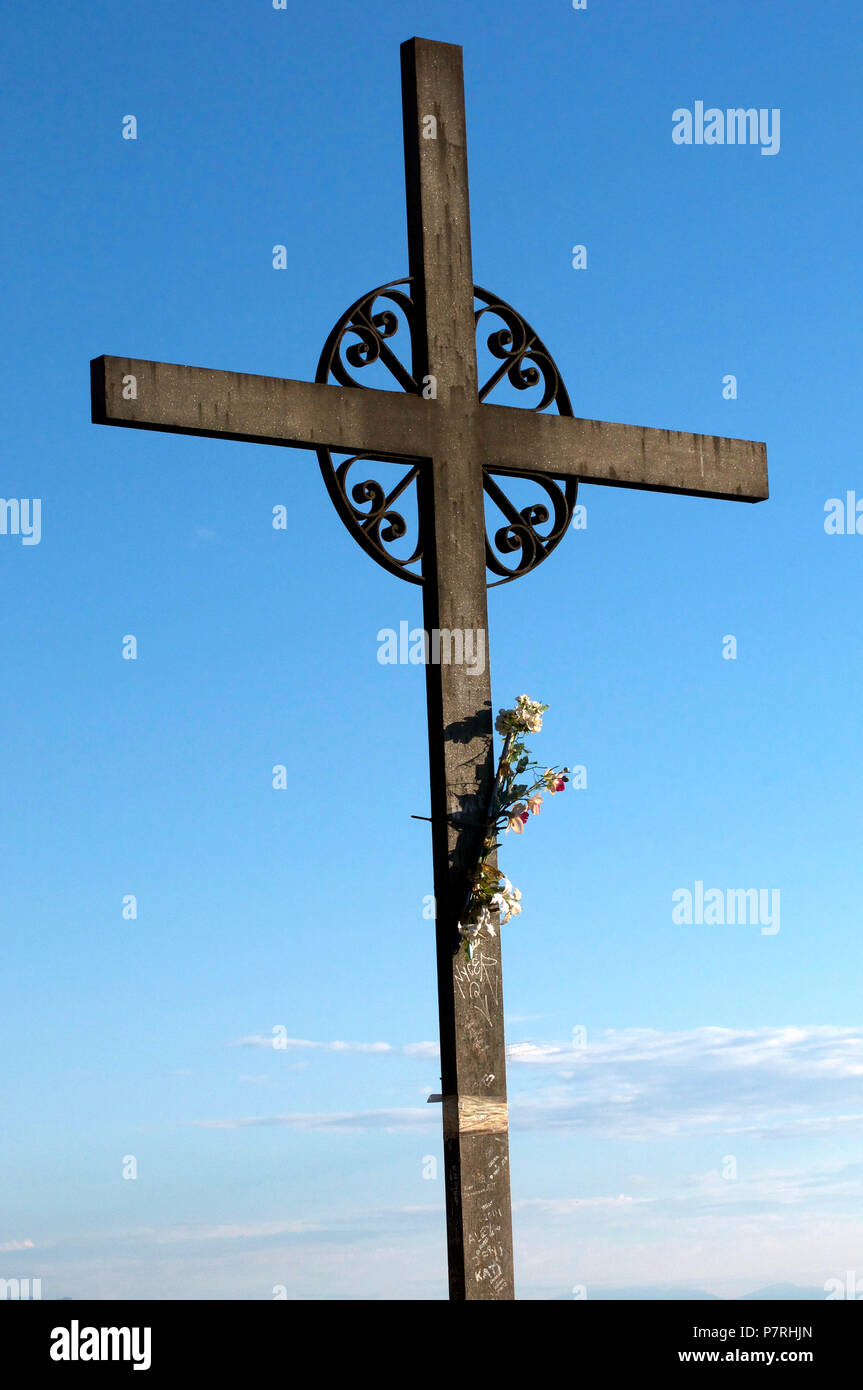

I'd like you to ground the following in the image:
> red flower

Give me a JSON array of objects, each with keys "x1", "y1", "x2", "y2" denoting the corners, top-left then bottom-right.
[
  {"x1": 520, "y1": 810, "x2": 529, "y2": 823},
  {"x1": 555, "y1": 779, "x2": 565, "y2": 792}
]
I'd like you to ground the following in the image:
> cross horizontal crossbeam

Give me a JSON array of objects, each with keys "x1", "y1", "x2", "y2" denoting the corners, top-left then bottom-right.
[
  {"x1": 92, "y1": 355, "x2": 767, "y2": 501},
  {"x1": 90, "y1": 356, "x2": 432, "y2": 459}
]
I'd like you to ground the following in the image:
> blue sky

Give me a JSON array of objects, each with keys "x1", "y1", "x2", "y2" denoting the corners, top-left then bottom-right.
[{"x1": 2, "y1": 0, "x2": 863, "y2": 1299}]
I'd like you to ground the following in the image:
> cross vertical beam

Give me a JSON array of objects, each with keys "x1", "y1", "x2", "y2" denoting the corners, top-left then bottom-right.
[{"x1": 402, "y1": 38, "x2": 514, "y2": 1301}]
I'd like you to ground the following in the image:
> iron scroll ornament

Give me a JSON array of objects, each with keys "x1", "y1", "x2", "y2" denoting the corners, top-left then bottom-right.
[{"x1": 314, "y1": 278, "x2": 578, "y2": 586}]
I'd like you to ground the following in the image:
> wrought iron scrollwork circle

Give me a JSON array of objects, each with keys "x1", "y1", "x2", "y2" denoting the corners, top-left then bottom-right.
[
  {"x1": 315, "y1": 279, "x2": 423, "y2": 584},
  {"x1": 315, "y1": 278, "x2": 577, "y2": 586},
  {"x1": 473, "y1": 286, "x2": 577, "y2": 585}
]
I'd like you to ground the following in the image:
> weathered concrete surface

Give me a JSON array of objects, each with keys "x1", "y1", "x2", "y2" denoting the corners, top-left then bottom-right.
[
  {"x1": 92, "y1": 356, "x2": 767, "y2": 502},
  {"x1": 480, "y1": 405, "x2": 768, "y2": 501},
  {"x1": 403, "y1": 36, "x2": 515, "y2": 1302},
  {"x1": 91, "y1": 356, "x2": 432, "y2": 459}
]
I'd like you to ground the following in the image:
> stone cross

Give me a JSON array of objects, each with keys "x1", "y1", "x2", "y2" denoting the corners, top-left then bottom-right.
[{"x1": 90, "y1": 36, "x2": 768, "y2": 1300}]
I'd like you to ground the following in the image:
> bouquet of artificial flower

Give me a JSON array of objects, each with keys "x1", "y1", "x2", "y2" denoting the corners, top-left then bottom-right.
[{"x1": 458, "y1": 695, "x2": 568, "y2": 958}]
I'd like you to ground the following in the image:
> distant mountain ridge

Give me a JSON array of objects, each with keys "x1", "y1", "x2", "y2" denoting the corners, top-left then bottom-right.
[{"x1": 548, "y1": 1282, "x2": 830, "y2": 1301}]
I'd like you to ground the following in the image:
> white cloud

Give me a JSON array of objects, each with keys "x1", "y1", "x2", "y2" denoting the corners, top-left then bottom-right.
[
  {"x1": 516, "y1": 1195, "x2": 649, "y2": 1213},
  {"x1": 234, "y1": 1035, "x2": 438, "y2": 1059},
  {"x1": 156, "y1": 1219, "x2": 326, "y2": 1243},
  {"x1": 212, "y1": 1025, "x2": 863, "y2": 1141},
  {"x1": 194, "y1": 1106, "x2": 433, "y2": 1132}
]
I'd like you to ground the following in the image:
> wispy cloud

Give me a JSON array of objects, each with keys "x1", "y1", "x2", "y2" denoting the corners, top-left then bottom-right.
[
  {"x1": 23, "y1": 1163, "x2": 863, "y2": 1299},
  {"x1": 195, "y1": 1106, "x2": 433, "y2": 1132},
  {"x1": 156, "y1": 1218, "x2": 327, "y2": 1243},
  {"x1": 210, "y1": 1025, "x2": 863, "y2": 1141},
  {"x1": 154, "y1": 1204, "x2": 443, "y2": 1245},
  {"x1": 233, "y1": 1035, "x2": 438, "y2": 1059},
  {"x1": 507, "y1": 1025, "x2": 863, "y2": 1076},
  {"x1": 516, "y1": 1195, "x2": 651, "y2": 1213},
  {"x1": 505, "y1": 1024, "x2": 863, "y2": 1141}
]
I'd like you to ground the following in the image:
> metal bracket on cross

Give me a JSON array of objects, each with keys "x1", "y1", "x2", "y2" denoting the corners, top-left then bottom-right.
[{"x1": 315, "y1": 278, "x2": 578, "y2": 586}]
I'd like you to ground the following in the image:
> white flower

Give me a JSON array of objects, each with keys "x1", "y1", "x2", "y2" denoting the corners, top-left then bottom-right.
[
  {"x1": 496, "y1": 694, "x2": 545, "y2": 737},
  {"x1": 491, "y1": 878, "x2": 523, "y2": 923},
  {"x1": 513, "y1": 694, "x2": 544, "y2": 734}
]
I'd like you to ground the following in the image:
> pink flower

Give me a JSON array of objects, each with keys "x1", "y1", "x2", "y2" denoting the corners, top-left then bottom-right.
[
  {"x1": 527, "y1": 795, "x2": 543, "y2": 815},
  {"x1": 505, "y1": 803, "x2": 527, "y2": 834}
]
